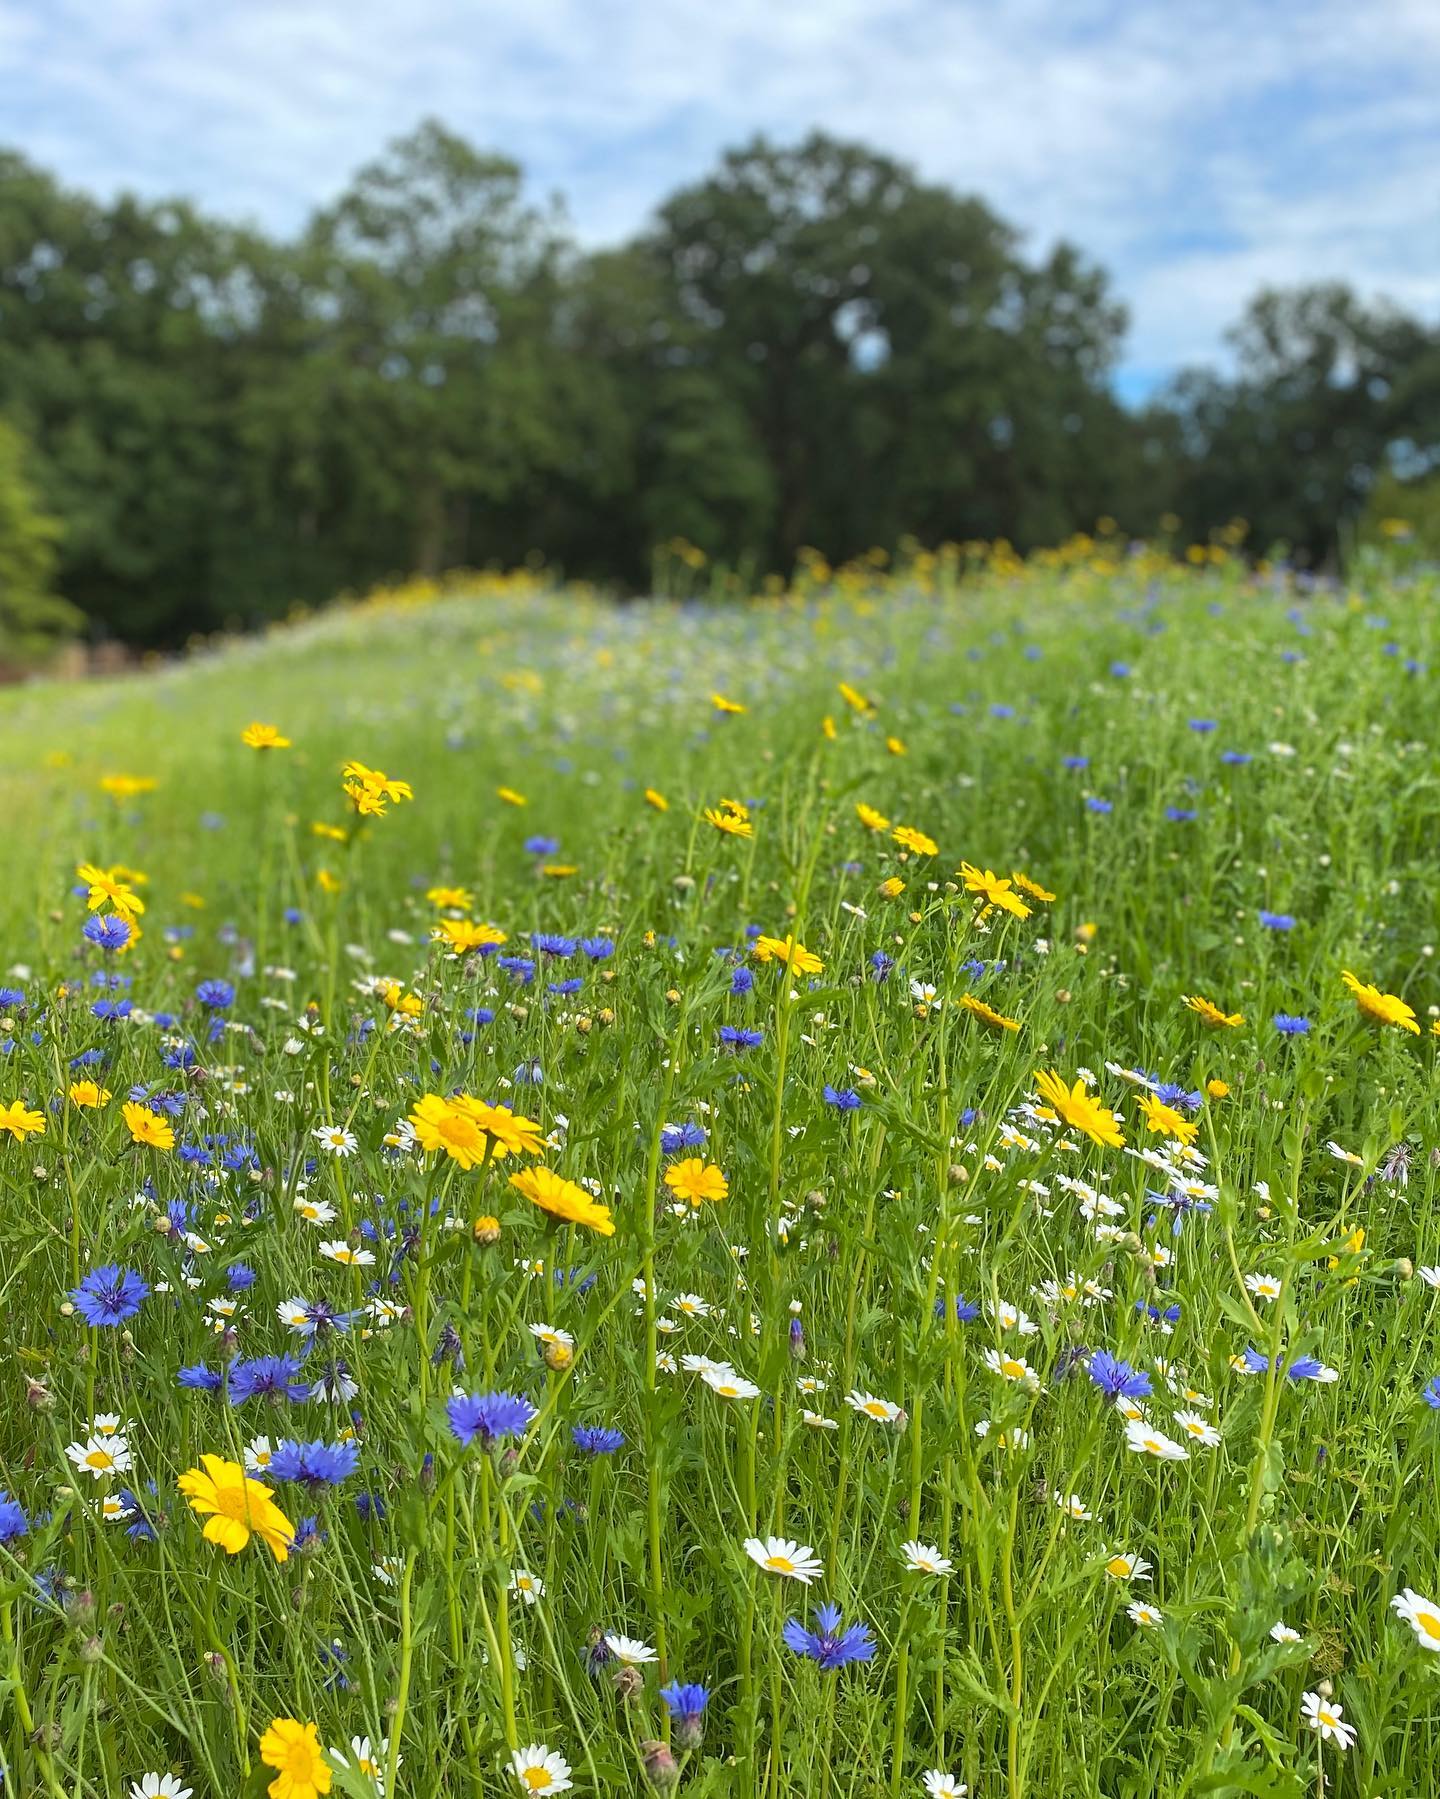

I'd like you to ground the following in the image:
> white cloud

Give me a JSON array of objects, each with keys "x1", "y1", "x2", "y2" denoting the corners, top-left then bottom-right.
[{"x1": 0, "y1": 0, "x2": 1436, "y2": 386}]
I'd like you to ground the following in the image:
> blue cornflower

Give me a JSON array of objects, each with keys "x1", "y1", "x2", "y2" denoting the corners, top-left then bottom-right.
[
  {"x1": 82, "y1": 915, "x2": 132, "y2": 952},
  {"x1": 990, "y1": 703, "x2": 1015, "y2": 719},
  {"x1": 1274, "y1": 1014, "x2": 1311, "y2": 1036},
  {"x1": 579, "y1": 938, "x2": 615, "y2": 960},
  {"x1": 513, "y1": 1061, "x2": 543, "y2": 1086},
  {"x1": 228, "y1": 1354, "x2": 309, "y2": 1404},
  {"x1": 1086, "y1": 797, "x2": 1113, "y2": 814},
  {"x1": 196, "y1": 979, "x2": 235, "y2": 1010},
  {"x1": 447, "y1": 1390, "x2": 537, "y2": 1448},
  {"x1": 177, "y1": 1363, "x2": 223, "y2": 1392},
  {"x1": 731, "y1": 966, "x2": 755, "y2": 995},
  {"x1": 1061, "y1": 755, "x2": 1090, "y2": 770},
  {"x1": 869, "y1": 951, "x2": 894, "y2": 981},
  {"x1": 283, "y1": 907, "x2": 303, "y2": 925},
  {"x1": 0, "y1": 986, "x2": 27, "y2": 1007},
  {"x1": 1188, "y1": 718, "x2": 1217, "y2": 733},
  {"x1": 548, "y1": 979, "x2": 584, "y2": 995},
  {"x1": 934, "y1": 1295, "x2": 980, "y2": 1324},
  {"x1": 269, "y1": 1439, "x2": 361, "y2": 1488},
  {"x1": 91, "y1": 998, "x2": 133, "y2": 1021},
  {"x1": 1085, "y1": 1351, "x2": 1152, "y2": 1400},
  {"x1": 1243, "y1": 1348, "x2": 1332, "y2": 1382},
  {"x1": 1110, "y1": 662, "x2": 1131, "y2": 677},
  {"x1": 1220, "y1": 750, "x2": 1252, "y2": 765},
  {"x1": 524, "y1": 836, "x2": 560, "y2": 857},
  {"x1": 117, "y1": 1488, "x2": 158, "y2": 1543},
  {"x1": 719, "y1": 1027, "x2": 763, "y2": 1051},
  {"x1": 783, "y1": 1603, "x2": 876, "y2": 1670},
  {"x1": 1258, "y1": 911, "x2": 1295, "y2": 931},
  {"x1": 0, "y1": 1491, "x2": 29, "y2": 1543},
  {"x1": 823, "y1": 1086, "x2": 862, "y2": 1111},
  {"x1": 70, "y1": 1265, "x2": 149, "y2": 1327},
  {"x1": 530, "y1": 933, "x2": 577, "y2": 959},
  {"x1": 1164, "y1": 807, "x2": 1197, "y2": 822},
  {"x1": 572, "y1": 1425, "x2": 625, "y2": 1455},
  {"x1": 661, "y1": 1123, "x2": 707, "y2": 1154},
  {"x1": 1423, "y1": 1376, "x2": 1440, "y2": 1411},
  {"x1": 496, "y1": 956, "x2": 536, "y2": 984},
  {"x1": 660, "y1": 1681, "x2": 710, "y2": 1747}
]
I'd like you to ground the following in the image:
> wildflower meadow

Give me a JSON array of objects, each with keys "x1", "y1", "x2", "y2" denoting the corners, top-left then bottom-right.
[{"x1": 1, "y1": 542, "x2": 1439, "y2": 1799}]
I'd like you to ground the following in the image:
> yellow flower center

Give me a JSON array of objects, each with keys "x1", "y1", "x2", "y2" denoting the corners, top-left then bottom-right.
[
  {"x1": 1420, "y1": 1610, "x2": 1440, "y2": 1641},
  {"x1": 522, "y1": 1772, "x2": 551, "y2": 1793},
  {"x1": 85, "y1": 1450, "x2": 114, "y2": 1470},
  {"x1": 764, "y1": 1554, "x2": 795, "y2": 1573},
  {"x1": 1105, "y1": 1556, "x2": 1130, "y2": 1578},
  {"x1": 1001, "y1": 1358, "x2": 1025, "y2": 1378}
]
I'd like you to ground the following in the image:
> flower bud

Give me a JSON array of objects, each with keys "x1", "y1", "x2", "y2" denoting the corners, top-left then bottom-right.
[
  {"x1": 642, "y1": 1741, "x2": 680, "y2": 1790},
  {"x1": 473, "y1": 1215, "x2": 501, "y2": 1246}
]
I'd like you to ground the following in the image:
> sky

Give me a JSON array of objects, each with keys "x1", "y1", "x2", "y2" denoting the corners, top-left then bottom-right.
[{"x1": 2, "y1": 0, "x2": 1438, "y2": 402}]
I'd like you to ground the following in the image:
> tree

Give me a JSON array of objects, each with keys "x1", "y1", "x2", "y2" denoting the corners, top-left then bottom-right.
[{"x1": 0, "y1": 415, "x2": 79, "y2": 664}]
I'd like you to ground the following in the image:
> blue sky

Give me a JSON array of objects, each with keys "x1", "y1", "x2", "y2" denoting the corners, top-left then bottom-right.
[{"x1": 2, "y1": 0, "x2": 1437, "y2": 399}]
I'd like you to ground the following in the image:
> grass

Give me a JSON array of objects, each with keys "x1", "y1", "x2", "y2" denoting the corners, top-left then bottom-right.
[{"x1": 0, "y1": 545, "x2": 1438, "y2": 1799}]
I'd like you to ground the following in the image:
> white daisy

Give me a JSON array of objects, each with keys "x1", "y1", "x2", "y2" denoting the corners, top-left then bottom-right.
[{"x1": 743, "y1": 1535, "x2": 823, "y2": 1583}]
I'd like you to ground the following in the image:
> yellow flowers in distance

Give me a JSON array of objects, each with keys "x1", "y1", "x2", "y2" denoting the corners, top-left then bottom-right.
[
  {"x1": 957, "y1": 993, "x2": 1021, "y2": 1032},
  {"x1": 959, "y1": 864, "x2": 1032, "y2": 920},
  {"x1": 0, "y1": 1101, "x2": 46, "y2": 1142},
  {"x1": 341, "y1": 760, "x2": 413, "y2": 818},
  {"x1": 1033, "y1": 1069, "x2": 1126, "y2": 1149},
  {"x1": 509, "y1": 1165, "x2": 616, "y2": 1236},
  {"x1": 98, "y1": 773, "x2": 158, "y2": 801},
  {"x1": 703, "y1": 796, "x2": 753, "y2": 838},
  {"x1": 752, "y1": 934, "x2": 824, "y2": 976},
  {"x1": 892, "y1": 825, "x2": 937, "y2": 856},
  {"x1": 855, "y1": 803, "x2": 890, "y2": 832},
  {"x1": 710, "y1": 692, "x2": 746, "y2": 714},
  {"x1": 77, "y1": 862, "x2": 145, "y2": 920},
  {"x1": 433, "y1": 918, "x2": 507, "y2": 955},
  {"x1": 408, "y1": 1093, "x2": 545, "y2": 1170},
  {"x1": 1183, "y1": 995, "x2": 1245, "y2": 1028},
  {"x1": 178, "y1": 1454, "x2": 294, "y2": 1561},
  {"x1": 664, "y1": 1159, "x2": 729, "y2": 1206},
  {"x1": 123, "y1": 1101, "x2": 175, "y2": 1150},
  {"x1": 241, "y1": 722, "x2": 291, "y2": 750},
  {"x1": 1341, "y1": 970, "x2": 1419, "y2": 1034},
  {"x1": 644, "y1": 787, "x2": 669, "y2": 811}
]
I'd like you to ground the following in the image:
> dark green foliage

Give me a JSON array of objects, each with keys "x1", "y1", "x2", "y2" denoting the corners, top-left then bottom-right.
[{"x1": 0, "y1": 128, "x2": 1437, "y2": 645}]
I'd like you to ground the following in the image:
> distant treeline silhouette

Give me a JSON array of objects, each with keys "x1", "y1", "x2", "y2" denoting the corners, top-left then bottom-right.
[{"x1": 1, "y1": 121, "x2": 1437, "y2": 645}]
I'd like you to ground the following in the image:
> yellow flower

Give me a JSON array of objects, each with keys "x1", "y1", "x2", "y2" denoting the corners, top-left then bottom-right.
[
  {"x1": 1341, "y1": 970, "x2": 1419, "y2": 1034},
  {"x1": 98, "y1": 773, "x2": 157, "y2": 801},
  {"x1": 379, "y1": 982, "x2": 423, "y2": 1017},
  {"x1": 958, "y1": 864, "x2": 1031, "y2": 919},
  {"x1": 752, "y1": 935, "x2": 824, "y2": 976},
  {"x1": 1182, "y1": 995, "x2": 1245, "y2": 1028},
  {"x1": 178, "y1": 1455, "x2": 294, "y2": 1561},
  {"x1": 0, "y1": 1100, "x2": 45, "y2": 1142},
  {"x1": 1206, "y1": 1078, "x2": 1230, "y2": 1098},
  {"x1": 509, "y1": 1165, "x2": 615, "y2": 1235},
  {"x1": 497, "y1": 786, "x2": 527, "y2": 806},
  {"x1": 342, "y1": 760, "x2": 412, "y2": 817},
  {"x1": 316, "y1": 869, "x2": 342, "y2": 895},
  {"x1": 426, "y1": 885, "x2": 473, "y2": 910},
  {"x1": 1011, "y1": 872, "x2": 1056, "y2": 902},
  {"x1": 541, "y1": 864, "x2": 577, "y2": 879},
  {"x1": 644, "y1": 788, "x2": 669, "y2": 812},
  {"x1": 241, "y1": 722, "x2": 291, "y2": 750},
  {"x1": 1135, "y1": 1092, "x2": 1198, "y2": 1146},
  {"x1": 433, "y1": 918, "x2": 507, "y2": 955},
  {"x1": 311, "y1": 822, "x2": 348, "y2": 842},
  {"x1": 122, "y1": 1101, "x2": 175, "y2": 1150},
  {"x1": 838, "y1": 681, "x2": 874, "y2": 714},
  {"x1": 663, "y1": 1159, "x2": 729, "y2": 1206},
  {"x1": 877, "y1": 876, "x2": 906, "y2": 899},
  {"x1": 885, "y1": 735, "x2": 906, "y2": 756},
  {"x1": 957, "y1": 993, "x2": 1021, "y2": 1032},
  {"x1": 451, "y1": 1097, "x2": 546, "y2": 1159},
  {"x1": 258, "y1": 1717, "x2": 332, "y2": 1799},
  {"x1": 1327, "y1": 1225, "x2": 1365, "y2": 1278},
  {"x1": 76, "y1": 862, "x2": 145, "y2": 920},
  {"x1": 711, "y1": 692, "x2": 746, "y2": 714},
  {"x1": 855, "y1": 803, "x2": 891, "y2": 832},
  {"x1": 891, "y1": 825, "x2": 937, "y2": 856},
  {"x1": 409, "y1": 1094, "x2": 488, "y2": 1170},
  {"x1": 68, "y1": 1081, "x2": 111, "y2": 1109},
  {"x1": 703, "y1": 806, "x2": 754, "y2": 838},
  {"x1": 1033, "y1": 1070, "x2": 1125, "y2": 1149},
  {"x1": 821, "y1": 715, "x2": 837, "y2": 740}
]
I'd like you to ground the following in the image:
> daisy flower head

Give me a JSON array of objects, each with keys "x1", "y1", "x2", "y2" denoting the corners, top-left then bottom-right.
[
  {"x1": 901, "y1": 1540, "x2": 954, "y2": 1576},
  {"x1": 1300, "y1": 1690, "x2": 1356, "y2": 1749},
  {"x1": 1124, "y1": 1419, "x2": 1189, "y2": 1460},
  {"x1": 922, "y1": 1774, "x2": 968, "y2": 1799},
  {"x1": 743, "y1": 1535, "x2": 823, "y2": 1583},
  {"x1": 603, "y1": 1633, "x2": 659, "y2": 1667},
  {"x1": 845, "y1": 1390, "x2": 904, "y2": 1426},
  {"x1": 312, "y1": 1123, "x2": 357, "y2": 1157},
  {"x1": 1391, "y1": 1586, "x2": 1440, "y2": 1650},
  {"x1": 1127, "y1": 1601, "x2": 1164, "y2": 1628},
  {"x1": 510, "y1": 1745, "x2": 572, "y2": 1794},
  {"x1": 129, "y1": 1778, "x2": 195, "y2": 1799}
]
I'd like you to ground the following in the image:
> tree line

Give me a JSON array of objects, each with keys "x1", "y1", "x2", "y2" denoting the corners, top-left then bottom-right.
[{"x1": 1, "y1": 121, "x2": 1437, "y2": 650}]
